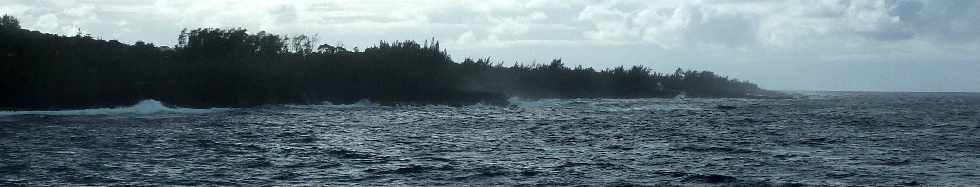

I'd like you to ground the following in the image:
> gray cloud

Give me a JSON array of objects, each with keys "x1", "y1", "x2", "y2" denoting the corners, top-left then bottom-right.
[{"x1": 0, "y1": 0, "x2": 978, "y2": 92}]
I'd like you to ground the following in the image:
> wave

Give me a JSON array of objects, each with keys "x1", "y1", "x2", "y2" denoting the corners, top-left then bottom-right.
[
  {"x1": 507, "y1": 97, "x2": 564, "y2": 108},
  {"x1": 0, "y1": 100, "x2": 228, "y2": 116},
  {"x1": 508, "y1": 97, "x2": 702, "y2": 112},
  {"x1": 289, "y1": 99, "x2": 382, "y2": 109}
]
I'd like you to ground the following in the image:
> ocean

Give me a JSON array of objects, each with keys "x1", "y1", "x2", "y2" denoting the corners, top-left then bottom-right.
[{"x1": 1, "y1": 92, "x2": 978, "y2": 186}]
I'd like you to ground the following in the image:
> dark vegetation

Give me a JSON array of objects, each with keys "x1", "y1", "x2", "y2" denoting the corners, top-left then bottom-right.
[{"x1": 0, "y1": 15, "x2": 781, "y2": 109}]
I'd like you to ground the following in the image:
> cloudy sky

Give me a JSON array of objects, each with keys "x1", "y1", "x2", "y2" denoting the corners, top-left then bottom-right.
[{"x1": 2, "y1": 0, "x2": 979, "y2": 92}]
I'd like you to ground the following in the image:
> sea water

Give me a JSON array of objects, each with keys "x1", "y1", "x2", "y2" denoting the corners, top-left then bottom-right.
[{"x1": 1, "y1": 92, "x2": 978, "y2": 186}]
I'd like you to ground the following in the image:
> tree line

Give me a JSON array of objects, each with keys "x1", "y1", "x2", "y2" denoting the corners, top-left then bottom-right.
[{"x1": 0, "y1": 15, "x2": 781, "y2": 109}]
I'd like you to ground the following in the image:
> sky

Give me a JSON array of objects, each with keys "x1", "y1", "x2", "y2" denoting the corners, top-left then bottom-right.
[{"x1": 1, "y1": 0, "x2": 979, "y2": 92}]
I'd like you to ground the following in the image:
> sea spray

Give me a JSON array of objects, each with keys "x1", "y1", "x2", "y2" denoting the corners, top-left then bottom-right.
[{"x1": 0, "y1": 99, "x2": 227, "y2": 116}]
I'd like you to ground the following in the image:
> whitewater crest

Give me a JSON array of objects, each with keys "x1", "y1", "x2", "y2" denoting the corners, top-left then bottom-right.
[
  {"x1": 506, "y1": 97, "x2": 702, "y2": 112},
  {"x1": 0, "y1": 100, "x2": 227, "y2": 116}
]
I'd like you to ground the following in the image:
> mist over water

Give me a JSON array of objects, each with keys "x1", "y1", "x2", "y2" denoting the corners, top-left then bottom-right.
[
  {"x1": 1, "y1": 92, "x2": 979, "y2": 186},
  {"x1": 0, "y1": 100, "x2": 227, "y2": 117}
]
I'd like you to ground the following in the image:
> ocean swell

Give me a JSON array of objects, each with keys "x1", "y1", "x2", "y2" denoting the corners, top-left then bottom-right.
[{"x1": 0, "y1": 100, "x2": 227, "y2": 116}]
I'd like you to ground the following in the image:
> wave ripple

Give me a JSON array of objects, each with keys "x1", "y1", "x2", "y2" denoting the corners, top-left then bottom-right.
[
  {"x1": 0, "y1": 100, "x2": 227, "y2": 116},
  {"x1": 1, "y1": 93, "x2": 979, "y2": 186}
]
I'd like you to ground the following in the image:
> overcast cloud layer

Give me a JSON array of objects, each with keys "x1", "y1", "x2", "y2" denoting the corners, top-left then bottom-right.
[{"x1": 2, "y1": 0, "x2": 979, "y2": 92}]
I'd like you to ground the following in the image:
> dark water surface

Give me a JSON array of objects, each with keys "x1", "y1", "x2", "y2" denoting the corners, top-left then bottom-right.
[{"x1": 1, "y1": 92, "x2": 979, "y2": 186}]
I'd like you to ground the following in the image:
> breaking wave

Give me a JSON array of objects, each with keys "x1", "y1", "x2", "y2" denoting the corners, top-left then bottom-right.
[
  {"x1": 0, "y1": 100, "x2": 227, "y2": 116},
  {"x1": 508, "y1": 97, "x2": 702, "y2": 112}
]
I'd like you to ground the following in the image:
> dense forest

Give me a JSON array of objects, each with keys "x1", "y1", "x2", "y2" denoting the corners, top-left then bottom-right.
[{"x1": 0, "y1": 15, "x2": 781, "y2": 109}]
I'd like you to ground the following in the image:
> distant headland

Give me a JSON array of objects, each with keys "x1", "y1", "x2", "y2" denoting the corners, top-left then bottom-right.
[{"x1": 0, "y1": 15, "x2": 785, "y2": 109}]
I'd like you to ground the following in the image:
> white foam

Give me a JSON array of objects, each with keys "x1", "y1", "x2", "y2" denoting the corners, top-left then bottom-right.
[
  {"x1": 285, "y1": 99, "x2": 382, "y2": 110},
  {"x1": 618, "y1": 104, "x2": 702, "y2": 111},
  {"x1": 0, "y1": 100, "x2": 227, "y2": 116},
  {"x1": 350, "y1": 99, "x2": 380, "y2": 107},
  {"x1": 508, "y1": 97, "x2": 564, "y2": 109},
  {"x1": 674, "y1": 92, "x2": 688, "y2": 100},
  {"x1": 324, "y1": 99, "x2": 381, "y2": 108}
]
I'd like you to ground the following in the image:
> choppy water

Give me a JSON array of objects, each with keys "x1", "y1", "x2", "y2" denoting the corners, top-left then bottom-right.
[{"x1": 1, "y1": 92, "x2": 979, "y2": 186}]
